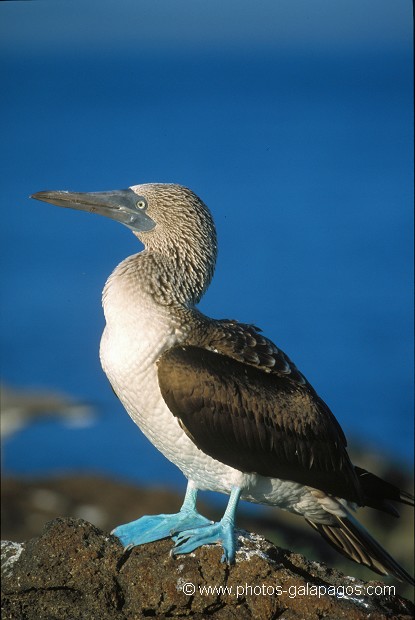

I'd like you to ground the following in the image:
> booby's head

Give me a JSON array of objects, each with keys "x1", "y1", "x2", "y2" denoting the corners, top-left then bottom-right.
[{"x1": 31, "y1": 183, "x2": 217, "y2": 305}]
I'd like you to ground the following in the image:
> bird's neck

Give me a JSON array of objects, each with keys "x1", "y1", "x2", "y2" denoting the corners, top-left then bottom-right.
[{"x1": 102, "y1": 247, "x2": 215, "y2": 315}]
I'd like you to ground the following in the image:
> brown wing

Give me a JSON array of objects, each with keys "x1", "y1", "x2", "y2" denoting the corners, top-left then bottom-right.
[
  {"x1": 157, "y1": 340, "x2": 363, "y2": 503},
  {"x1": 197, "y1": 319, "x2": 309, "y2": 383}
]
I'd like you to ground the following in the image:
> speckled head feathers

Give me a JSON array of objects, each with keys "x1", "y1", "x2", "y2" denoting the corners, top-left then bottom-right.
[{"x1": 127, "y1": 183, "x2": 218, "y2": 305}]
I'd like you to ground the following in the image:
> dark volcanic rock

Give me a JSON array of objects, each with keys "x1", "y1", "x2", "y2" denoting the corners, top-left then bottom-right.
[{"x1": 1, "y1": 518, "x2": 413, "y2": 620}]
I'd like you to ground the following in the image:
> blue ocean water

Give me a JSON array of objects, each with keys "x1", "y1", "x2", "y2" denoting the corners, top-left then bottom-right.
[{"x1": 1, "y1": 3, "x2": 413, "y2": 487}]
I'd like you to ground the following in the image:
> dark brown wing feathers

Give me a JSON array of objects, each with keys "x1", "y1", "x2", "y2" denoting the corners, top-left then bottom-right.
[{"x1": 157, "y1": 320, "x2": 363, "y2": 503}]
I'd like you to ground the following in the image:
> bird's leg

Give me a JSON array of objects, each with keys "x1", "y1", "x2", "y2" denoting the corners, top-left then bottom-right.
[
  {"x1": 172, "y1": 486, "x2": 241, "y2": 563},
  {"x1": 111, "y1": 481, "x2": 212, "y2": 548}
]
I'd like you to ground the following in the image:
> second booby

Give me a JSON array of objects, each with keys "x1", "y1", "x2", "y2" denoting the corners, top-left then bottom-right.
[{"x1": 32, "y1": 183, "x2": 414, "y2": 584}]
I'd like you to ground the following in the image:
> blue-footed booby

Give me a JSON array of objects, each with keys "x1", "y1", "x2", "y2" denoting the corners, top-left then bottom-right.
[{"x1": 32, "y1": 184, "x2": 414, "y2": 584}]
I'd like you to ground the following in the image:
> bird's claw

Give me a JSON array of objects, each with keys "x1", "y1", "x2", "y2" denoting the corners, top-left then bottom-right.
[{"x1": 171, "y1": 520, "x2": 236, "y2": 563}]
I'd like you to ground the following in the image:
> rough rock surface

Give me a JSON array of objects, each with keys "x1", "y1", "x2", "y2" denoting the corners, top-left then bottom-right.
[{"x1": 1, "y1": 518, "x2": 413, "y2": 619}]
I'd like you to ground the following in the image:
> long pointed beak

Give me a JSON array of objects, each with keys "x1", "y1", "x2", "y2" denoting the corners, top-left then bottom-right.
[{"x1": 31, "y1": 189, "x2": 156, "y2": 232}]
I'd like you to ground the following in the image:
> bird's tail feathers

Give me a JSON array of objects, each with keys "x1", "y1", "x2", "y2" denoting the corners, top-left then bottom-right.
[
  {"x1": 397, "y1": 488, "x2": 415, "y2": 507},
  {"x1": 355, "y1": 467, "x2": 414, "y2": 515},
  {"x1": 306, "y1": 511, "x2": 414, "y2": 586}
]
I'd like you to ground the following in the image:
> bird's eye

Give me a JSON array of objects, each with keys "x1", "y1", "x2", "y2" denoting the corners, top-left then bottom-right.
[{"x1": 136, "y1": 200, "x2": 147, "y2": 210}]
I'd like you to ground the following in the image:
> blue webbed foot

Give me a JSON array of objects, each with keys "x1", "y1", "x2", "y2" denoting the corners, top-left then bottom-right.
[
  {"x1": 171, "y1": 486, "x2": 241, "y2": 563},
  {"x1": 112, "y1": 510, "x2": 212, "y2": 548},
  {"x1": 172, "y1": 519, "x2": 236, "y2": 563},
  {"x1": 111, "y1": 482, "x2": 212, "y2": 549}
]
